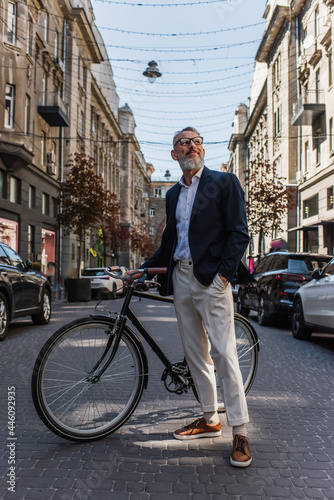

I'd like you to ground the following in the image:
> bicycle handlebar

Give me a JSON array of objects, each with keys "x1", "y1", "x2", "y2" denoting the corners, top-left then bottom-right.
[{"x1": 105, "y1": 266, "x2": 167, "y2": 281}]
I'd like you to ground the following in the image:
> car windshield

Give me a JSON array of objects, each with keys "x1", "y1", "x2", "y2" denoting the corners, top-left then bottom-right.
[
  {"x1": 288, "y1": 257, "x2": 330, "y2": 273},
  {"x1": 82, "y1": 269, "x2": 107, "y2": 277}
]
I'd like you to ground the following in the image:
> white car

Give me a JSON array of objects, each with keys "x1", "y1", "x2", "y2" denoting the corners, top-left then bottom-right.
[
  {"x1": 291, "y1": 258, "x2": 334, "y2": 340},
  {"x1": 81, "y1": 267, "x2": 127, "y2": 299}
]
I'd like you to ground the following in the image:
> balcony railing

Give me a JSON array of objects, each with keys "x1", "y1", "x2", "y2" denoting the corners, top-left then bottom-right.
[
  {"x1": 37, "y1": 92, "x2": 70, "y2": 127},
  {"x1": 291, "y1": 90, "x2": 325, "y2": 126}
]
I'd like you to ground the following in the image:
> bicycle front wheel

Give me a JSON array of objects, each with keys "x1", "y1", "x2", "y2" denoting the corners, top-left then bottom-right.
[{"x1": 32, "y1": 318, "x2": 146, "y2": 441}]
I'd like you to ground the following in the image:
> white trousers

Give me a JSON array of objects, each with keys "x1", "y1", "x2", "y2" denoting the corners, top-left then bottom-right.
[{"x1": 172, "y1": 260, "x2": 249, "y2": 427}]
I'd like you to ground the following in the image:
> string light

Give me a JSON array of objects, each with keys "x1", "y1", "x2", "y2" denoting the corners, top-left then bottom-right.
[
  {"x1": 97, "y1": 21, "x2": 265, "y2": 37},
  {"x1": 95, "y1": 0, "x2": 234, "y2": 6}
]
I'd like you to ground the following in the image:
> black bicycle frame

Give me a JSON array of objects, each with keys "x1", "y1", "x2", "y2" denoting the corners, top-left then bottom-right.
[{"x1": 89, "y1": 286, "x2": 182, "y2": 384}]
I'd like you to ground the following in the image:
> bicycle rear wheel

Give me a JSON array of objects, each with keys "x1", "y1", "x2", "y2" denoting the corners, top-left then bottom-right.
[
  {"x1": 192, "y1": 314, "x2": 259, "y2": 413},
  {"x1": 32, "y1": 318, "x2": 146, "y2": 441}
]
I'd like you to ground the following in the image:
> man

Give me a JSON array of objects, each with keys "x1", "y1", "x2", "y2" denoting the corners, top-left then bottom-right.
[{"x1": 140, "y1": 127, "x2": 251, "y2": 467}]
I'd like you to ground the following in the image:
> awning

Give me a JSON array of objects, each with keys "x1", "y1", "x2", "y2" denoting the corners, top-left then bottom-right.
[{"x1": 288, "y1": 218, "x2": 334, "y2": 232}]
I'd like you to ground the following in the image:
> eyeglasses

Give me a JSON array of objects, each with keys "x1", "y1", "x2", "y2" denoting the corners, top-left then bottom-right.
[{"x1": 173, "y1": 136, "x2": 203, "y2": 147}]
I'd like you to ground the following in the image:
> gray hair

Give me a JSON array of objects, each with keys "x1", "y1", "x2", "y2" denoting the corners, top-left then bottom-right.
[{"x1": 173, "y1": 126, "x2": 201, "y2": 146}]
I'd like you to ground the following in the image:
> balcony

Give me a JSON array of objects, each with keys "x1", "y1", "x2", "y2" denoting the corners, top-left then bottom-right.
[
  {"x1": 37, "y1": 92, "x2": 70, "y2": 127},
  {"x1": 291, "y1": 90, "x2": 325, "y2": 126},
  {"x1": 0, "y1": 140, "x2": 34, "y2": 170}
]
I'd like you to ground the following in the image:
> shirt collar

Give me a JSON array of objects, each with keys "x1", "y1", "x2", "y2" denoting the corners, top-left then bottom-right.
[{"x1": 179, "y1": 166, "x2": 204, "y2": 187}]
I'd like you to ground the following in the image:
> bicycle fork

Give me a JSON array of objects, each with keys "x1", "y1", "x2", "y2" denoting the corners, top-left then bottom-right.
[{"x1": 86, "y1": 314, "x2": 127, "y2": 383}]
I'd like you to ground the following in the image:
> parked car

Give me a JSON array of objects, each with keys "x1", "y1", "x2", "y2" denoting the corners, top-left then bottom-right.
[
  {"x1": 291, "y1": 258, "x2": 334, "y2": 340},
  {"x1": 236, "y1": 252, "x2": 332, "y2": 326},
  {"x1": 81, "y1": 267, "x2": 127, "y2": 299},
  {"x1": 0, "y1": 242, "x2": 52, "y2": 340}
]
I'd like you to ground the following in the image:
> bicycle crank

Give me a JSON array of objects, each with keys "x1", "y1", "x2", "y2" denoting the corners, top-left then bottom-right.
[{"x1": 161, "y1": 361, "x2": 194, "y2": 395}]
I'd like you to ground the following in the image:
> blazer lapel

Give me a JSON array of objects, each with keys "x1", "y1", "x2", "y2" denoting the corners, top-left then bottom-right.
[{"x1": 190, "y1": 166, "x2": 211, "y2": 224}]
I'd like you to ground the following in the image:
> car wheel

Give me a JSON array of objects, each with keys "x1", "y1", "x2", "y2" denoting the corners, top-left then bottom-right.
[
  {"x1": 258, "y1": 294, "x2": 271, "y2": 326},
  {"x1": 236, "y1": 291, "x2": 250, "y2": 317},
  {"x1": 32, "y1": 289, "x2": 51, "y2": 325},
  {"x1": 291, "y1": 298, "x2": 312, "y2": 340},
  {"x1": 0, "y1": 292, "x2": 10, "y2": 341}
]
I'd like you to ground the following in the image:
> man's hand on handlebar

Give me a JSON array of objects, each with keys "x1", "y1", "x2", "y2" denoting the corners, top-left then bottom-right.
[{"x1": 123, "y1": 269, "x2": 145, "y2": 283}]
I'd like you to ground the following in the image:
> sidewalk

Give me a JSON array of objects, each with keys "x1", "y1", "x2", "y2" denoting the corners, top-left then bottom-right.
[{"x1": 0, "y1": 295, "x2": 333, "y2": 499}]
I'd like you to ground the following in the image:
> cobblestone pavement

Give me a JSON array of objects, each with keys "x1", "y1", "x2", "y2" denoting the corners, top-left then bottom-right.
[{"x1": 0, "y1": 293, "x2": 333, "y2": 500}]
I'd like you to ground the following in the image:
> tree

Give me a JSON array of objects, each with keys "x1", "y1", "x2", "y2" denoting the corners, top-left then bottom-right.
[
  {"x1": 246, "y1": 160, "x2": 291, "y2": 257},
  {"x1": 57, "y1": 149, "x2": 117, "y2": 278},
  {"x1": 130, "y1": 225, "x2": 156, "y2": 261},
  {"x1": 99, "y1": 191, "x2": 123, "y2": 264}
]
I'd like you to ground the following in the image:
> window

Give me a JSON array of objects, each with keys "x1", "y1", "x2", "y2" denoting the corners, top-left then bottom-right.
[
  {"x1": 27, "y1": 15, "x2": 33, "y2": 55},
  {"x1": 7, "y1": 2, "x2": 16, "y2": 44},
  {"x1": 303, "y1": 194, "x2": 318, "y2": 218},
  {"x1": 79, "y1": 110, "x2": 85, "y2": 137},
  {"x1": 323, "y1": 260, "x2": 334, "y2": 277},
  {"x1": 42, "y1": 193, "x2": 50, "y2": 215},
  {"x1": 5, "y1": 85, "x2": 15, "y2": 128},
  {"x1": 316, "y1": 69, "x2": 321, "y2": 103},
  {"x1": 27, "y1": 225, "x2": 35, "y2": 260},
  {"x1": 329, "y1": 50, "x2": 333, "y2": 88},
  {"x1": 328, "y1": 186, "x2": 334, "y2": 210},
  {"x1": 305, "y1": 141, "x2": 309, "y2": 172},
  {"x1": 315, "y1": 6, "x2": 320, "y2": 38},
  {"x1": 0, "y1": 170, "x2": 7, "y2": 199},
  {"x1": 154, "y1": 186, "x2": 166, "y2": 198},
  {"x1": 273, "y1": 53, "x2": 281, "y2": 87},
  {"x1": 4, "y1": 246, "x2": 24, "y2": 269},
  {"x1": 90, "y1": 107, "x2": 95, "y2": 134},
  {"x1": 316, "y1": 132, "x2": 321, "y2": 165},
  {"x1": 82, "y1": 65, "x2": 87, "y2": 91},
  {"x1": 29, "y1": 185, "x2": 36, "y2": 209},
  {"x1": 72, "y1": 243, "x2": 75, "y2": 261},
  {"x1": 274, "y1": 105, "x2": 281, "y2": 136},
  {"x1": 42, "y1": 72, "x2": 47, "y2": 105},
  {"x1": 41, "y1": 131, "x2": 46, "y2": 166},
  {"x1": 273, "y1": 156, "x2": 282, "y2": 178},
  {"x1": 54, "y1": 31, "x2": 59, "y2": 59},
  {"x1": 51, "y1": 197, "x2": 57, "y2": 217},
  {"x1": 330, "y1": 118, "x2": 334, "y2": 152},
  {"x1": 44, "y1": 11, "x2": 49, "y2": 43},
  {"x1": 24, "y1": 95, "x2": 30, "y2": 135},
  {"x1": 10, "y1": 176, "x2": 21, "y2": 204},
  {"x1": 150, "y1": 207, "x2": 155, "y2": 217}
]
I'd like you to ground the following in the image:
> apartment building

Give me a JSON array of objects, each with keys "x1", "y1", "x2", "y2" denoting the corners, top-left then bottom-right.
[
  {"x1": 290, "y1": 0, "x2": 334, "y2": 254},
  {"x1": 229, "y1": 0, "x2": 334, "y2": 259},
  {"x1": 0, "y1": 0, "x2": 153, "y2": 285}
]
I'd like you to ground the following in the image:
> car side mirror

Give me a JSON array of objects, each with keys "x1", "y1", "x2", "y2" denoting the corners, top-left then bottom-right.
[
  {"x1": 311, "y1": 268, "x2": 321, "y2": 280},
  {"x1": 26, "y1": 260, "x2": 33, "y2": 270}
]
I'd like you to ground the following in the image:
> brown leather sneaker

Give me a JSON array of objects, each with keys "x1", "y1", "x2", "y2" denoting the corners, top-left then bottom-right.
[
  {"x1": 173, "y1": 417, "x2": 221, "y2": 440},
  {"x1": 230, "y1": 434, "x2": 252, "y2": 467}
]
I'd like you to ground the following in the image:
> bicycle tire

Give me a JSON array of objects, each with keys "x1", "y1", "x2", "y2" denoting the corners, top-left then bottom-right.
[
  {"x1": 192, "y1": 314, "x2": 259, "y2": 413},
  {"x1": 31, "y1": 317, "x2": 147, "y2": 442}
]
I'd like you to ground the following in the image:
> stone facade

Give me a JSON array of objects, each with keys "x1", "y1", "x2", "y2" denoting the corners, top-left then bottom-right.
[
  {"x1": 0, "y1": 0, "x2": 153, "y2": 287},
  {"x1": 229, "y1": 0, "x2": 334, "y2": 259}
]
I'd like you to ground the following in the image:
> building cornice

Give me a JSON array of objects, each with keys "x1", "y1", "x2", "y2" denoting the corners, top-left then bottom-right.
[
  {"x1": 244, "y1": 79, "x2": 267, "y2": 138},
  {"x1": 255, "y1": 5, "x2": 290, "y2": 63},
  {"x1": 91, "y1": 76, "x2": 122, "y2": 138},
  {"x1": 70, "y1": 8, "x2": 103, "y2": 64}
]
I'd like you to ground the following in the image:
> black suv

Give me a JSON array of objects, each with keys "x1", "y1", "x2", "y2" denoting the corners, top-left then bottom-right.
[
  {"x1": 236, "y1": 252, "x2": 332, "y2": 326},
  {"x1": 0, "y1": 243, "x2": 52, "y2": 340}
]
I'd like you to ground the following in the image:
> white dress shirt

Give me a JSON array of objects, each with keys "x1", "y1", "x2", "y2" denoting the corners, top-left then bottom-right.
[{"x1": 173, "y1": 167, "x2": 203, "y2": 262}]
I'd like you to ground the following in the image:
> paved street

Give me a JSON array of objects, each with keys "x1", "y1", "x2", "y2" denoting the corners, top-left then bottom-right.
[{"x1": 0, "y1": 293, "x2": 334, "y2": 500}]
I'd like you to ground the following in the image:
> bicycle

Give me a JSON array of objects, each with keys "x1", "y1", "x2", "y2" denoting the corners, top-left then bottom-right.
[{"x1": 31, "y1": 267, "x2": 259, "y2": 442}]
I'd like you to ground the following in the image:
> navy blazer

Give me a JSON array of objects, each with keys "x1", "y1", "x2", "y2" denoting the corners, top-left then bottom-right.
[{"x1": 143, "y1": 166, "x2": 249, "y2": 296}]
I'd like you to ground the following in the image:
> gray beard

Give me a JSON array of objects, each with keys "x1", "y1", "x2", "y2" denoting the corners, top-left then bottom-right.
[{"x1": 179, "y1": 156, "x2": 204, "y2": 171}]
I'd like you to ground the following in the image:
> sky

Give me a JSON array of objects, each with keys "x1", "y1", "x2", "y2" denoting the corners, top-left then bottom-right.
[{"x1": 90, "y1": 0, "x2": 267, "y2": 181}]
